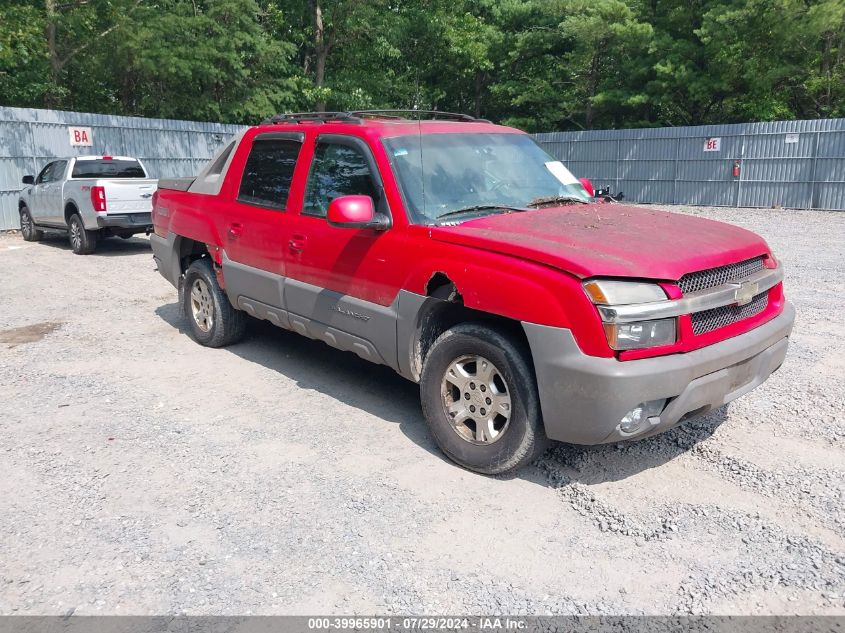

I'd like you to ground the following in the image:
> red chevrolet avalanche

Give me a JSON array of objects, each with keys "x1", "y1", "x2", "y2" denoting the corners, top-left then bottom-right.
[{"x1": 150, "y1": 112, "x2": 794, "y2": 474}]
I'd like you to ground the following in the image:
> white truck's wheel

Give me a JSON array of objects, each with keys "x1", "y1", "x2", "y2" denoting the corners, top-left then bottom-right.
[{"x1": 68, "y1": 213, "x2": 97, "y2": 255}]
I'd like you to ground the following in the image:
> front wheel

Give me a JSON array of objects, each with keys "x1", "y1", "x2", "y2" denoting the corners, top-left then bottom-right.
[
  {"x1": 19, "y1": 206, "x2": 43, "y2": 242},
  {"x1": 68, "y1": 213, "x2": 97, "y2": 254},
  {"x1": 182, "y1": 258, "x2": 246, "y2": 348},
  {"x1": 420, "y1": 323, "x2": 549, "y2": 475}
]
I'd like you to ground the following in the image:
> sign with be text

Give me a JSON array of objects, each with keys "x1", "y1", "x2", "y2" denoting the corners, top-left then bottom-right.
[
  {"x1": 703, "y1": 137, "x2": 721, "y2": 152},
  {"x1": 68, "y1": 126, "x2": 93, "y2": 146}
]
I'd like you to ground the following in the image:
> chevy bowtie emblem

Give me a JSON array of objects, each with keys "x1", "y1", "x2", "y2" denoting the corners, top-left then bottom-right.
[{"x1": 735, "y1": 280, "x2": 759, "y2": 306}]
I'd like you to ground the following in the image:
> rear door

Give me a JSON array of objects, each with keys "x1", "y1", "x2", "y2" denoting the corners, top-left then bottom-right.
[
  {"x1": 218, "y1": 131, "x2": 305, "y2": 322},
  {"x1": 282, "y1": 134, "x2": 409, "y2": 368}
]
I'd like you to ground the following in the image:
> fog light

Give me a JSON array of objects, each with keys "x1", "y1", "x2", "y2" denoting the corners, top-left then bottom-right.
[{"x1": 619, "y1": 399, "x2": 667, "y2": 435}]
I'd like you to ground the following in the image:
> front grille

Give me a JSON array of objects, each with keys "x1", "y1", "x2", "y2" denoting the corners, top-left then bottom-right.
[
  {"x1": 679, "y1": 257, "x2": 765, "y2": 294},
  {"x1": 691, "y1": 291, "x2": 769, "y2": 335}
]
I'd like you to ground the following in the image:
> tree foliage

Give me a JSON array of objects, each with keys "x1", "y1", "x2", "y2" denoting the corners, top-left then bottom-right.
[{"x1": 1, "y1": 0, "x2": 843, "y2": 129}]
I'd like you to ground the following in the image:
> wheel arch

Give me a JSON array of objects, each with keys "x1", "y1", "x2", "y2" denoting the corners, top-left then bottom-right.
[
  {"x1": 402, "y1": 272, "x2": 530, "y2": 382},
  {"x1": 64, "y1": 200, "x2": 79, "y2": 224}
]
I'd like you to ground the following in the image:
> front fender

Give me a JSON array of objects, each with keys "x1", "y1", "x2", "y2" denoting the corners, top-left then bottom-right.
[{"x1": 402, "y1": 243, "x2": 612, "y2": 358}]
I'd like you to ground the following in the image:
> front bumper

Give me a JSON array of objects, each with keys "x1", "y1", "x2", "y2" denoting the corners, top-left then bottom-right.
[
  {"x1": 96, "y1": 212, "x2": 152, "y2": 230},
  {"x1": 522, "y1": 302, "x2": 795, "y2": 444}
]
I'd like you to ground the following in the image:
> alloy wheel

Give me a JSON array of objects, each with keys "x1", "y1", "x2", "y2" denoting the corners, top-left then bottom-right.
[
  {"x1": 21, "y1": 212, "x2": 32, "y2": 239},
  {"x1": 70, "y1": 219, "x2": 82, "y2": 250},
  {"x1": 190, "y1": 278, "x2": 214, "y2": 333},
  {"x1": 441, "y1": 354, "x2": 512, "y2": 444}
]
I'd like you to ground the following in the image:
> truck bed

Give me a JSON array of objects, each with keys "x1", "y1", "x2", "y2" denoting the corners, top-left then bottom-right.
[{"x1": 157, "y1": 177, "x2": 196, "y2": 192}]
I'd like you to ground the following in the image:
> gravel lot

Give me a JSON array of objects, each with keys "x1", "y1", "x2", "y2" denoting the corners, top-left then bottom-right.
[{"x1": 0, "y1": 205, "x2": 843, "y2": 616}]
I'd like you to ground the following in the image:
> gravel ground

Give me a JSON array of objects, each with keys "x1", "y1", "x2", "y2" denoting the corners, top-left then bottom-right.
[{"x1": 0, "y1": 205, "x2": 843, "y2": 617}]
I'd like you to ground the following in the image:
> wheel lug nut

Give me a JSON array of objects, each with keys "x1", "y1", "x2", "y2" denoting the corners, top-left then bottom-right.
[
  {"x1": 485, "y1": 397, "x2": 491, "y2": 405},
  {"x1": 480, "y1": 385, "x2": 486, "y2": 392},
  {"x1": 464, "y1": 393, "x2": 470, "y2": 400},
  {"x1": 469, "y1": 382, "x2": 475, "y2": 390},
  {"x1": 469, "y1": 405, "x2": 476, "y2": 413},
  {"x1": 480, "y1": 408, "x2": 486, "y2": 416}
]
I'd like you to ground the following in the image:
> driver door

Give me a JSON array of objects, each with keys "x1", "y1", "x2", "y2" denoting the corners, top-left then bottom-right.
[
  {"x1": 283, "y1": 134, "x2": 410, "y2": 368},
  {"x1": 28, "y1": 162, "x2": 56, "y2": 222}
]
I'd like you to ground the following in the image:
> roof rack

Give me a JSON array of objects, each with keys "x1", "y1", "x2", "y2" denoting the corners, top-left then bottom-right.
[
  {"x1": 350, "y1": 110, "x2": 491, "y2": 123},
  {"x1": 260, "y1": 110, "x2": 491, "y2": 126},
  {"x1": 260, "y1": 112, "x2": 361, "y2": 125}
]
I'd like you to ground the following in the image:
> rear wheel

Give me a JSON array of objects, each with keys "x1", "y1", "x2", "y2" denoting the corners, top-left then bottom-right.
[
  {"x1": 68, "y1": 213, "x2": 97, "y2": 254},
  {"x1": 420, "y1": 323, "x2": 549, "y2": 474},
  {"x1": 19, "y1": 206, "x2": 43, "y2": 242},
  {"x1": 182, "y1": 258, "x2": 246, "y2": 348}
]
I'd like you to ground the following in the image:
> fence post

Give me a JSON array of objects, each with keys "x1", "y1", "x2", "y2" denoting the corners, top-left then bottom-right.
[
  {"x1": 809, "y1": 131, "x2": 820, "y2": 209},
  {"x1": 615, "y1": 138, "x2": 621, "y2": 193},
  {"x1": 26, "y1": 121, "x2": 38, "y2": 177},
  {"x1": 735, "y1": 134, "x2": 745, "y2": 207},
  {"x1": 672, "y1": 136, "x2": 680, "y2": 204}
]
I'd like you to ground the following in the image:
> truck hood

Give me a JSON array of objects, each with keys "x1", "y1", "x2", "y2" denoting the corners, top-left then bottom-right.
[{"x1": 428, "y1": 204, "x2": 770, "y2": 280}]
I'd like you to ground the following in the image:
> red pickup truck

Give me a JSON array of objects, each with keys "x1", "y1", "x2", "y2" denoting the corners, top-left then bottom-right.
[{"x1": 151, "y1": 111, "x2": 794, "y2": 474}]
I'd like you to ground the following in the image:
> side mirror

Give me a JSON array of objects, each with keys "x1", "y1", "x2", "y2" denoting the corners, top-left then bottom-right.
[
  {"x1": 327, "y1": 195, "x2": 390, "y2": 230},
  {"x1": 579, "y1": 177, "x2": 594, "y2": 198},
  {"x1": 22, "y1": 175, "x2": 35, "y2": 185}
]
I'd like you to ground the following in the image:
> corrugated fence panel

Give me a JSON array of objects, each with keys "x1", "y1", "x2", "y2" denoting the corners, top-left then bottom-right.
[
  {"x1": 0, "y1": 106, "x2": 245, "y2": 230},
  {"x1": 535, "y1": 118, "x2": 845, "y2": 210}
]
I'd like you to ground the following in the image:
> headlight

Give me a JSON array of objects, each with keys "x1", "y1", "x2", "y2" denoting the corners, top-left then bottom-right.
[
  {"x1": 583, "y1": 279, "x2": 667, "y2": 305},
  {"x1": 584, "y1": 280, "x2": 677, "y2": 351},
  {"x1": 603, "y1": 319, "x2": 677, "y2": 350}
]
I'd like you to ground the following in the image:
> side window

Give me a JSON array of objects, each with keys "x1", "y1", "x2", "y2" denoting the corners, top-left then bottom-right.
[
  {"x1": 237, "y1": 139, "x2": 302, "y2": 209},
  {"x1": 302, "y1": 141, "x2": 379, "y2": 218},
  {"x1": 36, "y1": 162, "x2": 55, "y2": 184},
  {"x1": 48, "y1": 161, "x2": 67, "y2": 182}
]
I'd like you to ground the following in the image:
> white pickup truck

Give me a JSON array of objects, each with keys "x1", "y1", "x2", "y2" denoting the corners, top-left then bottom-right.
[{"x1": 18, "y1": 155, "x2": 158, "y2": 254}]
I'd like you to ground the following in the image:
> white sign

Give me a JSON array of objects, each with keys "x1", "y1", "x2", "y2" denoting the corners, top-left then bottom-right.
[
  {"x1": 68, "y1": 126, "x2": 93, "y2": 146},
  {"x1": 544, "y1": 161, "x2": 579, "y2": 185},
  {"x1": 703, "y1": 137, "x2": 721, "y2": 152},
  {"x1": 785, "y1": 133, "x2": 799, "y2": 144}
]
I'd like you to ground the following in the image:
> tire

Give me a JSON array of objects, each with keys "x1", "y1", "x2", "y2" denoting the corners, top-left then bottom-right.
[
  {"x1": 182, "y1": 258, "x2": 246, "y2": 348},
  {"x1": 19, "y1": 206, "x2": 43, "y2": 242},
  {"x1": 420, "y1": 323, "x2": 549, "y2": 475},
  {"x1": 68, "y1": 213, "x2": 97, "y2": 254}
]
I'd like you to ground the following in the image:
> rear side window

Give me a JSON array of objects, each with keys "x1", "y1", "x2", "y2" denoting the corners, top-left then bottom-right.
[
  {"x1": 238, "y1": 139, "x2": 302, "y2": 209},
  {"x1": 72, "y1": 159, "x2": 146, "y2": 179}
]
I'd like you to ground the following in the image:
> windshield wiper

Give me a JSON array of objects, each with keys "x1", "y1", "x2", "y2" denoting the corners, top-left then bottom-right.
[
  {"x1": 526, "y1": 195, "x2": 587, "y2": 208},
  {"x1": 435, "y1": 204, "x2": 527, "y2": 224}
]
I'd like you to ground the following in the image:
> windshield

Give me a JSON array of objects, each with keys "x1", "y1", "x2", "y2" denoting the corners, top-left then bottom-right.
[
  {"x1": 382, "y1": 133, "x2": 590, "y2": 223},
  {"x1": 71, "y1": 159, "x2": 146, "y2": 179}
]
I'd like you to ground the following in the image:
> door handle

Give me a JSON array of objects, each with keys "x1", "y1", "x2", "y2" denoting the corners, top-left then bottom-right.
[
  {"x1": 288, "y1": 235, "x2": 306, "y2": 252},
  {"x1": 227, "y1": 223, "x2": 243, "y2": 239}
]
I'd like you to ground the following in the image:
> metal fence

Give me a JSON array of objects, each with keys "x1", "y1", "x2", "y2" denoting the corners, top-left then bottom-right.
[
  {"x1": 535, "y1": 118, "x2": 845, "y2": 211},
  {"x1": 0, "y1": 106, "x2": 244, "y2": 230},
  {"x1": 2, "y1": 107, "x2": 843, "y2": 231}
]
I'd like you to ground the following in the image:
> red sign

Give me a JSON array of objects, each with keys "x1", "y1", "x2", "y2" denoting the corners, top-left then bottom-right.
[
  {"x1": 68, "y1": 126, "x2": 93, "y2": 146},
  {"x1": 703, "y1": 137, "x2": 721, "y2": 152}
]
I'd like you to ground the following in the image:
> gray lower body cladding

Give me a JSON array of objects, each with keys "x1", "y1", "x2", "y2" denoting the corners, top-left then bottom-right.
[
  {"x1": 522, "y1": 302, "x2": 795, "y2": 445},
  {"x1": 150, "y1": 233, "x2": 180, "y2": 287}
]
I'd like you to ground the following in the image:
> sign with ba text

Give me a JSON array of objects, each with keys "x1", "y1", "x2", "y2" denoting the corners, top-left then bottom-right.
[
  {"x1": 68, "y1": 126, "x2": 93, "y2": 146},
  {"x1": 785, "y1": 133, "x2": 799, "y2": 144},
  {"x1": 703, "y1": 137, "x2": 721, "y2": 152}
]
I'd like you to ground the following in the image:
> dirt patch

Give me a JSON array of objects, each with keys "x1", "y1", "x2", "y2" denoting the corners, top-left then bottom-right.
[{"x1": 0, "y1": 321, "x2": 63, "y2": 347}]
